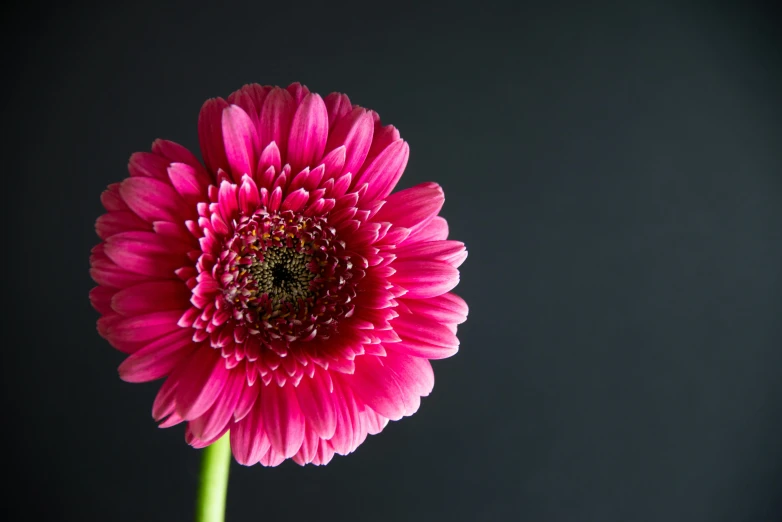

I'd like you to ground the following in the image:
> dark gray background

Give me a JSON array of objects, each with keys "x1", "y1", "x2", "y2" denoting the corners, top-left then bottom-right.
[{"x1": 4, "y1": 1, "x2": 781, "y2": 521}]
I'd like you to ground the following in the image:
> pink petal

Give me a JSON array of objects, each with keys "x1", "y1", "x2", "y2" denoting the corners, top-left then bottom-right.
[
  {"x1": 89, "y1": 286, "x2": 115, "y2": 315},
  {"x1": 286, "y1": 82, "x2": 310, "y2": 104},
  {"x1": 362, "y1": 409, "x2": 389, "y2": 435},
  {"x1": 120, "y1": 177, "x2": 190, "y2": 223},
  {"x1": 222, "y1": 105, "x2": 258, "y2": 182},
  {"x1": 152, "y1": 139, "x2": 208, "y2": 177},
  {"x1": 325, "y1": 379, "x2": 355, "y2": 454},
  {"x1": 325, "y1": 108, "x2": 374, "y2": 177},
  {"x1": 292, "y1": 426, "x2": 320, "y2": 466},
  {"x1": 347, "y1": 355, "x2": 406, "y2": 421},
  {"x1": 365, "y1": 124, "x2": 400, "y2": 166},
  {"x1": 175, "y1": 347, "x2": 230, "y2": 420},
  {"x1": 189, "y1": 369, "x2": 246, "y2": 441},
  {"x1": 118, "y1": 329, "x2": 195, "y2": 383},
  {"x1": 106, "y1": 310, "x2": 184, "y2": 351},
  {"x1": 403, "y1": 216, "x2": 449, "y2": 244},
  {"x1": 186, "y1": 424, "x2": 229, "y2": 449},
  {"x1": 128, "y1": 152, "x2": 169, "y2": 180},
  {"x1": 152, "y1": 371, "x2": 180, "y2": 421},
  {"x1": 287, "y1": 93, "x2": 329, "y2": 171},
  {"x1": 393, "y1": 240, "x2": 466, "y2": 264},
  {"x1": 373, "y1": 183, "x2": 443, "y2": 230},
  {"x1": 231, "y1": 397, "x2": 271, "y2": 466},
  {"x1": 227, "y1": 83, "x2": 268, "y2": 125},
  {"x1": 388, "y1": 313, "x2": 459, "y2": 359},
  {"x1": 281, "y1": 188, "x2": 309, "y2": 212},
  {"x1": 198, "y1": 97, "x2": 230, "y2": 175},
  {"x1": 398, "y1": 292, "x2": 468, "y2": 324},
  {"x1": 353, "y1": 139, "x2": 409, "y2": 202},
  {"x1": 258, "y1": 87, "x2": 295, "y2": 157},
  {"x1": 168, "y1": 162, "x2": 210, "y2": 206},
  {"x1": 101, "y1": 183, "x2": 128, "y2": 211},
  {"x1": 295, "y1": 371, "x2": 337, "y2": 439},
  {"x1": 104, "y1": 231, "x2": 190, "y2": 278},
  {"x1": 233, "y1": 380, "x2": 260, "y2": 422},
  {"x1": 324, "y1": 92, "x2": 352, "y2": 129},
  {"x1": 390, "y1": 259, "x2": 459, "y2": 299},
  {"x1": 90, "y1": 256, "x2": 149, "y2": 289},
  {"x1": 256, "y1": 141, "x2": 281, "y2": 180},
  {"x1": 95, "y1": 211, "x2": 149, "y2": 239},
  {"x1": 111, "y1": 280, "x2": 190, "y2": 316},
  {"x1": 259, "y1": 446, "x2": 286, "y2": 467},
  {"x1": 217, "y1": 180, "x2": 239, "y2": 224},
  {"x1": 238, "y1": 175, "x2": 261, "y2": 214},
  {"x1": 261, "y1": 383, "x2": 305, "y2": 458}
]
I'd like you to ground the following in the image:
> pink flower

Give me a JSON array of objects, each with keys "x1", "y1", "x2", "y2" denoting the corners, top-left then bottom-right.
[{"x1": 90, "y1": 82, "x2": 467, "y2": 466}]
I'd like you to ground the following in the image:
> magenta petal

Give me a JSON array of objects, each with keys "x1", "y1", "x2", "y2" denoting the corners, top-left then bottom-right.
[
  {"x1": 198, "y1": 97, "x2": 230, "y2": 175},
  {"x1": 398, "y1": 292, "x2": 468, "y2": 324},
  {"x1": 111, "y1": 280, "x2": 190, "y2": 316},
  {"x1": 386, "y1": 352, "x2": 434, "y2": 397},
  {"x1": 101, "y1": 183, "x2": 128, "y2": 211},
  {"x1": 186, "y1": 424, "x2": 229, "y2": 449},
  {"x1": 287, "y1": 93, "x2": 329, "y2": 171},
  {"x1": 231, "y1": 397, "x2": 271, "y2": 466},
  {"x1": 389, "y1": 313, "x2": 459, "y2": 359},
  {"x1": 128, "y1": 152, "x2": 169, "y2": 180},
  {"x1": 104, "y1": 231, "x2": 190, "y2": 278},
  {"x1": 259, "y1": 446, "x2": 287, "y2": 467},
  {"x1": 292, "y1": 427, "x2": 320, "y2": 466},
  {"x1": 347, "y1": 355, "x2": 406, "y2": 421},
  {"x1": 326, "y1": 108, "x2": 374, "y2": 177},
  {"x1": 120, "y1": 177, "x2": 190, "y2": 223},
  {"x1": 107, "y1": 310, "x2": 184, "y2": 351},
  {"x1": 286, "y1": 82, "x2": 311, "y2": 104},
  {"x1": 238, "y1": 175, "x2": 261, "y2": 214},
  {"x1": 227, "y1": 83, "x2": 268, "y2": 125},
  {"x1": 89, "y1": 286, "x2": 115, "y2": 316},
  {"x1": 217, "y1": 180, "x2": 240, "y2": 224},
  {"x1": 320, "y1": 146, "x2": 346, "y2": 181},
  {"x1": 233, "y1": 381, "x2": 260, "y2": 422},
  {"x1": 168, "y1": 162, "x2": 210, "y2": 206},
  {"x1": 295, "y1": 371, "x2": 337, "y2": 439},
  {"x1": 189, "y1": 370, "x2": 245, "y2": 441},
  {"x1": 403, "y1": 216, "x2": 449, "y2": 244},
  {"x1": 365, "y1": 124, "x2": 400, "y2": 166},
  {"x1": 258, "y1": 87, "x2": 295, "y2": 157},
  {"x1": 391, "y1": 259, "x2": 459, "y2": 299},
  {"x1": 374, "y1": 183, "x2": 443, "y2": 231},
  {"x1": 152, "y1": 372, "x2": 180, "y2": 421},
  {"x1": 281, "y1": 188, "x2": 309, "y2": 212},
  {"x1": 327, "y1": 381, "x2": 358, "y2": 455},
  {"x1": 324, "y1": 92, "x2": 352, "y2": 129},
  {"x1": 118, "y1": 329, "x2": 195, "y2": 383},
  {"x1": 90, "y1": 257, "x2": 148, "y2": 289},
  {"x1": 152, "y1": 139, "x2": 205, "y2": 171},
  {"x1": 95, "y1": 211, "x2": 149, "y2": 239},
  {"x1": 353, "y1": 139, "x2": 409, "y2": 202},
  {"x1": 393, "y1": 240, "x2": 466, "y2": 264},
  {"x1": 261, "y1": 383, "x2": 305, "y2": 459},
  {"x1": 222, "y1": 105, "x2": 259, "y2": 182},
  {"x1": 256, "y1": 141, "x2": 282, "y2": 179},
  {"x1": 175, "y1": 347, "x2": 229, "y2": 420}
]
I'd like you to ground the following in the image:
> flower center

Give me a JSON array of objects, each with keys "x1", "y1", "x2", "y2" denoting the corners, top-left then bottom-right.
[
  {"x1": 249, "y1": 247, "x2": 315, "y2": 305},
  {"x1": 214, "y1": 209, "x2": 363, "y2": 344}
]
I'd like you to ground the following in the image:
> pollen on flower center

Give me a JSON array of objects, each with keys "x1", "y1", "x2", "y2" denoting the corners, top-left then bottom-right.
[
  {"x1": 212, "y1": 208, "x2": 363, "y2": 345},
  {"x1": 248, "y1": 247, "x2": 315, "y2": 305}
]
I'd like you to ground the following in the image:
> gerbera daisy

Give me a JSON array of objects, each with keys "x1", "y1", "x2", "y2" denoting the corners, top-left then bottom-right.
[{"x1": 89, "y1": 82, "x2": 467, "y2": 466}]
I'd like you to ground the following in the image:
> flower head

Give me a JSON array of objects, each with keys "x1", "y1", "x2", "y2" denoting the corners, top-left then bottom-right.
[{"x1": 90, "y1": 82, "x2": 467, "y2": 466}]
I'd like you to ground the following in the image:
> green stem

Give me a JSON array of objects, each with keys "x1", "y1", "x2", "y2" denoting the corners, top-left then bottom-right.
[{"x1": 195, "y1": 432, "x2": 231, "y2": 522}]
